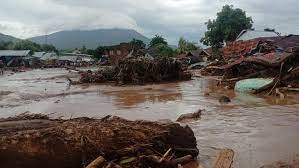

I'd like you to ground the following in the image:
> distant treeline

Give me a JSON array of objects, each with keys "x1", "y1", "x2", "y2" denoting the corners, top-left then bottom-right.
[
  {"x1": 85, "y1": 36, "x2": 199, "y2": 60},
  {"x1": 0, "y1": 40, "x2": 58, "y2": 54},
  {"x1": 0, "y1": 35, "x2": 199, "y2": 60}
]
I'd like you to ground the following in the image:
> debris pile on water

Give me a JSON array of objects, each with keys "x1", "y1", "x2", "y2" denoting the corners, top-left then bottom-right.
[{"x1": 73, "y1": 57, "x2": 191, "y2": 85}]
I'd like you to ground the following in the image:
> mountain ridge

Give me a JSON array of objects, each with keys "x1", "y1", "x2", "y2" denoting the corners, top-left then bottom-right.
[
  {"x1": 0, "y1": 33, "x2": 20, "y2": 43},
  {"x1": 29, "y1": 28, "x2": 150, "y2": 49}
]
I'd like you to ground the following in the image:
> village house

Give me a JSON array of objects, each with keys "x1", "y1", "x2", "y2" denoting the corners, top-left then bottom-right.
[
  {"x1": 33, "y1": 52, "x2": 59, "y2": 67},
  {"x1": 104, "y1": 42, "x2": 135, "y2": 64},
  {"x1": 0, "y1": 50, "x2": 31, "y2": 67},
  {"x1": 58, "y1": 52, "x2": 94, "y2": 66},
  {"x1": 33, "y1": 52, "x2": 58, "y2": 61}
]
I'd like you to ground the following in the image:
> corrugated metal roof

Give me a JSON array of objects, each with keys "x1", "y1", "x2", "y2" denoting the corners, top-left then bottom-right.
[
  {"x1": 40, "y1": 53, "x2": 58, "y2": 61},
  {"x1": 32, "y1": 52, "x2": 46, "y2": 58},
  {"x1": 58, "y1": 56, "x2": 78, "y2": 62},
  {"x1": 273, "y1": 35, "x2": 299, "y2": 50},
  {"x1": 236, "y1": 30, "x2": 279, "y2": 41},
  {"x1": 0, "y1": 50, "x2": 30, "y2": 57},
  {"x1": 61, "y1": 53, "x2": 93, "y2": 58}
]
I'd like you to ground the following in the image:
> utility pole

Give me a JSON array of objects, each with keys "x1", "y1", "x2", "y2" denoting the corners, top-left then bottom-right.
[{"x1": 44, "y1": 29, "x2": 48, "y2": 45}]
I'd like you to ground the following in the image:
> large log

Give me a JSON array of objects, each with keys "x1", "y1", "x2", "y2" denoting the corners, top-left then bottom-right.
[{"x1": 0, "y1": 115, "x2": 198, "y2": 168}]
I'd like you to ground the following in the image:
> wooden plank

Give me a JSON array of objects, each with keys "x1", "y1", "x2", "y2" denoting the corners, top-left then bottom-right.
[
  {"x1": 213, "y1": 149, "x2": 234, "y2": 168},
  {"x1": 85, "y1": 156, "x2": 106, "y2": 168}
]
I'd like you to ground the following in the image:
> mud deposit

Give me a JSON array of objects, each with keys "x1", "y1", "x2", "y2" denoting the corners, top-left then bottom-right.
[{"x1": 1, "y1": 69, "x2": 299, "y2": 168}]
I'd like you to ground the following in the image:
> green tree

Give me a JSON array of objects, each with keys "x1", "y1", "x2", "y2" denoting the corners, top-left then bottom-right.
[
  {"x1": 149, "y1": 35, "x2": 168, "y2": 48},
  {"x1": 130, "y1": 38, "x2": 146, "y2": 49},
  {"x1": 0, "y1": 41, "x2": 14, "y2": 50},
  {"x1": 14, "y1": 40, "x2": 42, "y2": 54},
  {"x1": 87, "y1": 46, "x2": 111, "y2": 60},
  {"x1": 177, "y1": 37, "x2": 198, "y2": 54},
  {"x1": 155, "y1": 44, "x2": 174, "y2": 57},
  {"x1": 41, "y1": 44, "x2": 57, "y2": 52},
  {"x1": 80, "y1": 45, "x2": 87, "y2": 54},
  {"x1": 201, "y1": 5, "x2": 253, "y2": 48}
]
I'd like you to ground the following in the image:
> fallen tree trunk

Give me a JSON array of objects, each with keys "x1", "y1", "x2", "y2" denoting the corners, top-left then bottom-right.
[{"x1": 0, "y1": 115, "x2": 198, "y2": 168}]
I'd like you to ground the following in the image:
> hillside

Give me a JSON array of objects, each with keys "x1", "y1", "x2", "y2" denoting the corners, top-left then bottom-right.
[
  {"x1": 29, "y1": 28, "x2": 150, "y2": 49},
  {"x1": 0, "y1": 33, "x2": 20, "y2": 43}
]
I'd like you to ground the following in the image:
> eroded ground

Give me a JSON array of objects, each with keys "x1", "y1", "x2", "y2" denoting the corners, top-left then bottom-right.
[{"x1": 1, "y1": 68, "x2": 299, "y2": 168}]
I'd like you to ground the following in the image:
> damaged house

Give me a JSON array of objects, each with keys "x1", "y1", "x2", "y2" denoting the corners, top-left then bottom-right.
[
  {"x1": 104, "y1": 41, "x2": 150, "y2": 64},
  {"x1": 104, "y1": 43, "x2": 135, "y2": 64},
  {"x1": 33, "y1": 52, "x2": 58, "y2": 66},
  {"x1": 203, "y1": 29, "x2": 299, "y2": 94},
  {"x1": 223, "y1": 29, "x2": 280, "y2": 60},
  {"x1": 58, "y1": 53, "x2": 94, "y2": 66},
  {"x1": 0, "y1": 50, "x2": 31, "y2": 67}
]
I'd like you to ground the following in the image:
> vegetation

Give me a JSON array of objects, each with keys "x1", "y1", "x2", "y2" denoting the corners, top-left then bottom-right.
[
  {"x1": 80, "y1": 45, "x2": 87, "y2": 54},
  {"x1": 201, "y1": 5, "x2": 253, "y2": 48},
  {"x1": 148, "y1": 35, "x2": 175, "y2": 57},
  {"x1": 177, "y1": 37, "x2": 198, "y2": 54},
  {"x1": 86, "y1": 46, "x2": 110, "y2": 60},
  {"x1": 41, "y1": 44, "x2": 58, "y2": 52},
  {"x1": 130, "y1": 38, "x2": 146, "y2": 49},
  {"x1": 149, "y1": 35, "x2": 168, "y2": 48},
  {"x1": 14, "y1": 40, "x2": 43, "y2": 54},
  {"x1": 0, "y1": 41, "x2": 14, "y2": 50},
  {"x1": 155, "y1": 44, "x2": 175, "y2": 57},
  {"x1": 0, "y1": 39, "x2": 58, "y2": 54}
]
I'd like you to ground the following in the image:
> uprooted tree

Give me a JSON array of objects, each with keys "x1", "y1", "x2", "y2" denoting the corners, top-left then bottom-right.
[{"x1": 201, "y1": 5, "x2": 253, "y2": 48}]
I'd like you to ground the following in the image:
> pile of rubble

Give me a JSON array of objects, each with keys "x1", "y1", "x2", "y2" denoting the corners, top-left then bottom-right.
[
  {"x1": 76, "y1": 57, "x2": 191, "y2": 85},
  {"x1": 201, "y1": 35, "x2": 299, "y2": 94},
  {"x1": 0, "y1": 114, "x2": 198, "y2": 168}
]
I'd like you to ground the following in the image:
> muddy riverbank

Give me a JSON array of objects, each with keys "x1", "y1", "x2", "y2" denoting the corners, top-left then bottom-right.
[{"x1": 1, "y1": 68, "x2": 299, "y2": 167}]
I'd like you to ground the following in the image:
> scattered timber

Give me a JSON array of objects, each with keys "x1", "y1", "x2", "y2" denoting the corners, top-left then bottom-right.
[
  {"x1": 0, "y1": 113, "x2": 198, "y2": 168},
  {"x1": 213, "y1": 149, "x2": 234, "y2": 168}
]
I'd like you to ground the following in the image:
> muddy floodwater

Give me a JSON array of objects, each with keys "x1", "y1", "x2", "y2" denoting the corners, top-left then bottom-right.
[{"x1": 1, "y1": 68, "x2": 299, "y2": 168}]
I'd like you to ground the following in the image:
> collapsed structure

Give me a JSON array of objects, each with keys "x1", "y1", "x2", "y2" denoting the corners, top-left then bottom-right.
[
  {"x1": 201, "y1": 30, "x2": 299, "y2": 94},
  {"x1": 0, "y1": 50, "x2": 31, "y2": 67},
  {"x1": 0, "y1": 113, "x2": 198, "y2": 168},
  {"x1": 0, "y1": 49, "x2": 95, "y2": 68},
  {"x1": 78, "y1": 56, "x2": 191, "y2": 85}
]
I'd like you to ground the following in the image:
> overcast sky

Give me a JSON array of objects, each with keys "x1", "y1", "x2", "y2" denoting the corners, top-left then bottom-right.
[{"x1": 0, "y1": 0, "x2": 298, "y2": 44}]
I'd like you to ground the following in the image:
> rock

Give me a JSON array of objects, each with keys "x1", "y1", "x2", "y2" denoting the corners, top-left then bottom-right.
[
  {"x1": 176, "y1": 110, "x2": 202, "y2": 123},
  {"x1": 219, "y1": 96, "x2": 231, "y2": 104},
  {"x1": 204, "y1": 92, "x2": 210, "y2": 96}
]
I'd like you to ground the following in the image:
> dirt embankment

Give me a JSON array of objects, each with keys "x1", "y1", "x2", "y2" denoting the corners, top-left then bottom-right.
[{"x1": 0, "y1": 113, "x2": 198, "y2": 168}]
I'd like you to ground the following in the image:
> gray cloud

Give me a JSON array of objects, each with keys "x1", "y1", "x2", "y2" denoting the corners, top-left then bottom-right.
[{"x1": 0, "y1": 0, "x2": 298, "y2": 44}]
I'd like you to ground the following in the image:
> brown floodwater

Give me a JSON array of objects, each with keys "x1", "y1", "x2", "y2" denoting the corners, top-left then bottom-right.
[{"x1": 1, "y1": 68, "x2": 299, "y2": 168}]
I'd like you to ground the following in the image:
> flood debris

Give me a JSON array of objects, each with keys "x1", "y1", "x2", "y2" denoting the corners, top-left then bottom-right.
[
  {"x1": 0, "y1": 111, "x2": 49, "y2": 122},
  {"x1": 201, "y1": 35, "x2": 299, "y2": 95},
  {"x1": 75, "y1": 57, "x2": 191, "y2": 85},
  {"x1": 213, "y1": 149, "x2": 234, "y2": 168},
  {"x1": 260, "y1": 157, "x2": 299, "y2": 168},
  {"x1": 0, "y1": 114, "x2": 199, "y2": 168},
  {"x1": 218, "y1": 96, "x2": 231, "y2": 104},
  {"x1": 176, "y1": 110, "x2": 202, "y2": 123}
]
